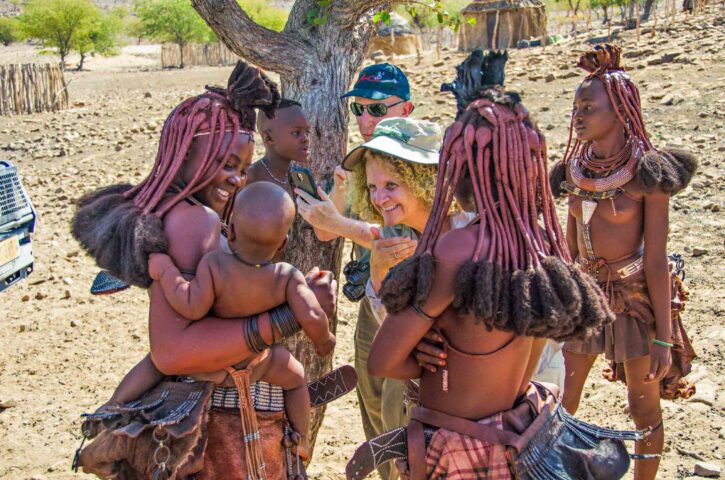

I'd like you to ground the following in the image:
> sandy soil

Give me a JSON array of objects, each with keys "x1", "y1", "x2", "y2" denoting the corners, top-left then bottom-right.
[{"x1": 0, "y1": 8, "x2": 723, "y2": 480}]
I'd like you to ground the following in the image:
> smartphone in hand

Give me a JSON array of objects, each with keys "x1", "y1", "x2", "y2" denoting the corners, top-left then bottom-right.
[{"x1": 290, "y1": 165, "x2": 321, "y2": 201}]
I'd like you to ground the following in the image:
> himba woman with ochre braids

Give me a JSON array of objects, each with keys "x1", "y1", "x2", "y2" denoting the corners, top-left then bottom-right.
[
  {"x1": 351, "y1": 51, "x2": 617, "y2": 479},
  {"x1": 71, "y1": 62, "x2": 336, "y2": 479},
  {"x1": 551, "y1": 44, "x2": 697, "y2": 480}
]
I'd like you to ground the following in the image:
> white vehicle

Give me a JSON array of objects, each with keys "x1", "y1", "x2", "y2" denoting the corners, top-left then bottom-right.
[{"x1": 0, "y1": 160, "x2": 37, "y2": 292}]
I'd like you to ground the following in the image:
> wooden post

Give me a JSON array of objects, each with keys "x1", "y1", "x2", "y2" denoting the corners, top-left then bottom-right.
[
  {"x1": 461, "y1": 22, "x2": 468, "y2": 52},
  {"x1": 436, "y1": 24, "x2": 442, "y2": 60},
  {"x1": 492, "y1": 9, "x2": 501, "y2": 49},
  {"x1": 636, "y1": 0, "x2": 641, "y2": 41}
]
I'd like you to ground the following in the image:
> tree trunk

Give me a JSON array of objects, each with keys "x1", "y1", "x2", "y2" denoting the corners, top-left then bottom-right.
[
  {"x1": 192, "y1": 0, "x2": 382, "y2": 458},
  {"x1": 77, "y1": 53, "x2": 86, "y2": 71},
  {"x1": 178, "y1": 42, "x2": 185, "y2": 68},
  {"x1": 641, "y1": 0, "x2": 656, "y2": 20}
]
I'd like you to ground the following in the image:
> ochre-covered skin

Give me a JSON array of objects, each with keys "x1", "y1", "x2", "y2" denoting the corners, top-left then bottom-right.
[{"x1": 558, "y1": 44, "x2": 698, "y2": 480}]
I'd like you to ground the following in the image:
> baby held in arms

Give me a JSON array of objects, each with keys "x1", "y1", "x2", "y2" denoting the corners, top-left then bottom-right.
[{"x1": 112, "y1": 181, "x2": 336, "y2": 457}]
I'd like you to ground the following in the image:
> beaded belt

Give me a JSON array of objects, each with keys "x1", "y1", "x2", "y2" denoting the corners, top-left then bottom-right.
[
  {"x1": 210, "y1": 381, "x2": 285, "y2": 412},
  {"x1": 578, "y1": 255, "x2": 644, "y2": 281}
]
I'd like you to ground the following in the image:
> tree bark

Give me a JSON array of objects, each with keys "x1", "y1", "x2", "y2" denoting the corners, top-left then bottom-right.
[{"x1": 192, "y1": 0, "x2": 383, "y2": 458}]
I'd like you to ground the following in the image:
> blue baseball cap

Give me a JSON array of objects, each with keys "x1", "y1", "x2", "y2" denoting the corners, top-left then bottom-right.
[{"x1": 341, "y1": 63, "x2": 411, "y2": 101}]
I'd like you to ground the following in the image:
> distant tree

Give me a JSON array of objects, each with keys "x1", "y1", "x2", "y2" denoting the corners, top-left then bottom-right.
[
  {"x1": 124, "y1": 15, "x2": 146, "y2": 45},
  {"x1": 17, "y1": 0, "x2": 100, "y2": 69},
  {"x1": 0, "y1": 17, "x2": 20, "y2": 47},
  {"x1": 134, "y1": 0, "x2": 213, "y2": 67},
  {"x1": 75, "y1": 9, "x2": 123, "y2": 70}
]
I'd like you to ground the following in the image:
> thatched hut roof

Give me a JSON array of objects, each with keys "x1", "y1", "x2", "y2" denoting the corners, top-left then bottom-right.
[{"x1": 462, "y1": 0, "x2": 545, "y2": 13}]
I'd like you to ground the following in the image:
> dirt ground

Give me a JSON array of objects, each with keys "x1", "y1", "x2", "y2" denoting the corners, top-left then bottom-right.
[{"x1": 0, "y1": 8, "x2": 723, "y2": 480}]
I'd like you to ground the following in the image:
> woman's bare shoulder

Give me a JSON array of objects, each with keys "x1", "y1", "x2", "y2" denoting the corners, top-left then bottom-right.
[
  {"x1": 164, "y1": 202, "x2": 219, "y2": 233},
  {"x1": 433, "y1": 224, "x2": 480, "y2": 264},
  {"x1": 163, "y1": 201, "x2": 221, "y2": 267}
]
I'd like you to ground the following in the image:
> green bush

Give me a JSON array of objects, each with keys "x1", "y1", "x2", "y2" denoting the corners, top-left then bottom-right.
[
  {"x1": 75, "y1": 10, "x2": 123, "y2": 69},
  {"x1": 134, "y1": 0, "x2": 214, "y2": 67},
  {"x1": 0, "y1": 16, "x2": 20, "y2": 46}
]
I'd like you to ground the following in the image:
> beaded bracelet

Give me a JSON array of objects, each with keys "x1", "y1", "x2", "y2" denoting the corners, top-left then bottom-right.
[{"x1": 651, "y1": 339, "x2": 674, "y2": 348}]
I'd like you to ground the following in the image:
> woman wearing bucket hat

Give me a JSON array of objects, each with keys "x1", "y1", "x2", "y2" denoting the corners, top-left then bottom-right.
[{"x1": 297, "y1": 117, "x2": 472, "y2": 480}]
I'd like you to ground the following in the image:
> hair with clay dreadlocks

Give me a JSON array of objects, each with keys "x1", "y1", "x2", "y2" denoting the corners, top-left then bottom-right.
[
  {"x1": 550, "y1": 44, "x2": 697, "y2": 197},
  {"x1": 71, "y1": 61, "x2": 280, "y2": 288},
  {"x1": 380, "y1": 50, "x2": 614, "y2": 341}
]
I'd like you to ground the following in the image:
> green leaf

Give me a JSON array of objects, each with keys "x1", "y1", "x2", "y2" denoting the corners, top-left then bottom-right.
[
  {"x1": 317, "y1": 0, "x2": 331, "y2": 7},
  {"x1": 381, "y1": 10, "x2": 391, "y2": 25},
  {"x1": 437, "y1": 12, "x2": 444, "y2": 23},
  {"x1": 373, "y1": 11, "x2": 383, "y2": 23},
  {"x1": 467, "y1": 16, "x2": 477, "y2": 25}
]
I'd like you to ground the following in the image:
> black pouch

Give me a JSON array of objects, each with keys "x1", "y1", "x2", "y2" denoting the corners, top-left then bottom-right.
[
  {"x1": 506, "y1": 384, "x2": 648, "y2": 480},
  {"x1": 342, "y1": 251, "x2": 369, "y2": 303}
]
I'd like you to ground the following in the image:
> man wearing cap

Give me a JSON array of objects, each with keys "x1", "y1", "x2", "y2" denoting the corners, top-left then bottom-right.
[
  {"x1": 324, "y1": 63, "x2": 415, "y2": 220},
  {"x1": 295, "y1": 64, "x2": 418, "y2": 480}
]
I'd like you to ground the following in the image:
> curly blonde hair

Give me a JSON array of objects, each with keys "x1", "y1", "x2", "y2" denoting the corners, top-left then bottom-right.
[{"x1": 347, "y1": 149, "x2": 439, "y2": 226}]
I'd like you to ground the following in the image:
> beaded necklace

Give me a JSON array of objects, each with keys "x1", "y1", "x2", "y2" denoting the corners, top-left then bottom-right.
[{"x1": 569, "y1": 138, "x2": 643, "y2": 224}]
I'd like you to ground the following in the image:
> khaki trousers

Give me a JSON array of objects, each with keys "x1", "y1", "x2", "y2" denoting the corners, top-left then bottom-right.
[{"x1": 354, "y1": 296, "x2": 410, "y2": 480}]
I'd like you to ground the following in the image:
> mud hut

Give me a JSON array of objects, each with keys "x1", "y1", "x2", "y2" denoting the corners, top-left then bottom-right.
[
  {"x1": 458, "y1": 0, "x2": 547, "y2": 51},
  {"x1": 368, "y1": 12, "x2": 421, "y2": 57}
]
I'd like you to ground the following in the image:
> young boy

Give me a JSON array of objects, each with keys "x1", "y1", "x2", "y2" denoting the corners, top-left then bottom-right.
[
  {"x1": 108, "y1": 182, "x2": 335, "y2": 457},
  {"x1": 247, "y1": 98, "x2": 311, "y2": 197}
]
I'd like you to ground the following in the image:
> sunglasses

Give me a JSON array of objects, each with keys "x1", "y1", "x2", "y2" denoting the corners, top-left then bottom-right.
[{"x1": 350, "y1": 99, "x2": 406, "y2": 117}]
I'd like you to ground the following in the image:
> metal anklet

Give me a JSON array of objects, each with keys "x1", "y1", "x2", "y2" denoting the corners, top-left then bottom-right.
[
  {"x1": 244, "y1": 314, "x2": 270, "y2": 354},
  {"x1": 270, "y1": 304, "x2": 302, "y2": 339}
]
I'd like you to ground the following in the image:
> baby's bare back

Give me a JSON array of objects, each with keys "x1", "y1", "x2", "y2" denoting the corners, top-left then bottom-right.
[{"x1": 210, "y1": 253, "x2": 295, "y2": 318}]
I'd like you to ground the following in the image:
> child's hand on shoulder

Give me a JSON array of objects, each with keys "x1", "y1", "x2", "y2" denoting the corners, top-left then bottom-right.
[
  {"x1": 315, "y1": 332, "x2": 336, "y2": 357},
  {"x1": 148, "y1": 253, "x2": 173, "y2": 280}
]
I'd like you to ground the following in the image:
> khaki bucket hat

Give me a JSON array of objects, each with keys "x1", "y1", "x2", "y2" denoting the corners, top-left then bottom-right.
[{"x1": 342, "y1": 117, "x2": 442, "y2": 171}]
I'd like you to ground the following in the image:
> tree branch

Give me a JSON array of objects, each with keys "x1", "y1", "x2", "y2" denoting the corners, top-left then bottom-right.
[
  {"x1": 334, "y1": 0, "x2": 391, "y2": 27},
  {"x1": 191, "y1": 0, "x2": 313, "y2": 77}
]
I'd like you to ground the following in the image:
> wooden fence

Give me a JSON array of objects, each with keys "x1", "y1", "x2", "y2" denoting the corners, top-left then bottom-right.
[
  {"x1": 161, "y1": 43, "x2": 240, "y2": 68},
  {"x1": 0, "y1": 63, "x2": 69, "y2": 116}
]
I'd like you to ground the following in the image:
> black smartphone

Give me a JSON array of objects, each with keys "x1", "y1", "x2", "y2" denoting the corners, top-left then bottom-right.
[{"x1": 290, "y1": 165, "x2": 321, "y2": 200}]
